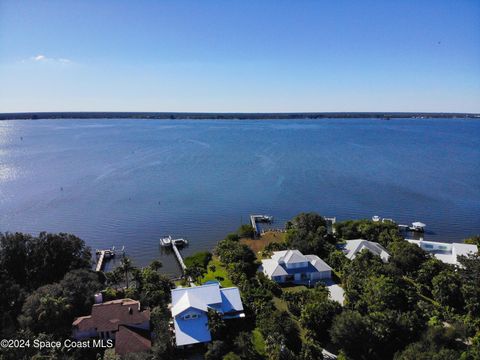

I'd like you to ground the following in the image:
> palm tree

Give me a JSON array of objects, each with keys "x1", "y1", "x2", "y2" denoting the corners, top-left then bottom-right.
[
  {"x1": 149, "y1": 260, "x2": 163, "y2": 271},
  {"x1": 185, "y1": 265, "x2": 203, "y2": 283},
  {"x1": 207, "y1": 308, "x2": 226, "y2": 340},
  {"x1": 118, "y1": 256, "x2": 135, "y2": 288}
]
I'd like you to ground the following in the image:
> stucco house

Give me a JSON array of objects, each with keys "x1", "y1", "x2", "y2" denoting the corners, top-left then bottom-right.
[
  {"x1": 261, "y1": 249, "x2": 332, "y2": 284},
  {"x1": 171, "y1": 283, "x2": 244, "y2": 347},
  {"x1": 342, "y1": 239, "x2": 390, "y2": 262},
  {"x1": 72, "y1": 298, "x2": 151, "y2": 355},
  {"x1": 406, "y1": 239, "x2": 478, "y2": 265}
]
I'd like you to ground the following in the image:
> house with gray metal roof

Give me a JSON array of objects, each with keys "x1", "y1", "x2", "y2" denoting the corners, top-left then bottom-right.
[
  {"x1": 170, "y1": 283, "x2": 244, "y2": 347},
  {"x1": 342, "y1": 239, "x2": 390, "y2": 262},
  {"x1": 261, "y1": 249, "x2": 332, "y2": 284}
]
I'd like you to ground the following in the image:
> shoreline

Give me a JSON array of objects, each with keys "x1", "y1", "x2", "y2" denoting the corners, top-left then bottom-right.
[{"x1": 1, "y1": 111, "x2": 479, "y2": 121}]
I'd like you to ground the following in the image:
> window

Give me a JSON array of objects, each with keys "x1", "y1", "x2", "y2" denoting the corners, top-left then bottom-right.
[{"x1": 183, "y1": 313, "x2": 199, "y2": 320}]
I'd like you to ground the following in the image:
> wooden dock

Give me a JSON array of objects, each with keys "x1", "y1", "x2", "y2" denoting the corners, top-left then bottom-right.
[
  {"x1": 95, "y1": 251, "x2": 105, "y2": 271},
  {"x1": 95, "y1": 250, "x2": 112, "y2": 272},
  {"x1": 250, "y1": 214, "x2": 274, "y2": 238},
  {"x1": 250, "y1": 215, "x2": 260, "y2": 236},
  {"x1": 325, "y1": 216, "x2": 337, "y2": 234},
  {"x1": 172, "y1": 243, "x2": 187, "y2": 272},
  {"x1": 94, "y1": 246, "x2": 124, "y2": 272}
]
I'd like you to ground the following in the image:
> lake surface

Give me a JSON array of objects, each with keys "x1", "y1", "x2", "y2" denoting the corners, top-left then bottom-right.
[{"x1": 0, "y1": 118, "x2": 479, "y2": 276}]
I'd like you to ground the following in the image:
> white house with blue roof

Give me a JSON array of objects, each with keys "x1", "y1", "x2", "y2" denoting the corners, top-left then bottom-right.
[
  {"x1": 170, "y1": 283, "x2": 244, "y2": 347},
  {"x1": 261, "y1": 249, "x2": 332, "y2": 284}
]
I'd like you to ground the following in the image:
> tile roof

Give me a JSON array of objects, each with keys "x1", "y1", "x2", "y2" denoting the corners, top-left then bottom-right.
[
  {"x1": 115, "y1": 325, "x2": 151, "y2": 355},
  {"x1": 72, "y1": 298, "x2": 150, "y2": 332}
]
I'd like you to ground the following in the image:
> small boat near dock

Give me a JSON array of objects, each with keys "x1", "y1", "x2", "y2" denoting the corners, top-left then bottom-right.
[
  {"x1": 372, "y1": 215, "x2": 395, "y2": 224},
  {"x1": 160, "y1": 235, "x2": 172, "y2": 246},
  {"x1": 172, "y1": 238, "x2": 188, "y2": 246},
  {"x1": 160, "y1": 235, "x2": 188, "y2": 247},
  {"x1": 398, "y1": 221, "x2": 426, "y2": 233},
  {"x1": 409, "y1": 222, "x2": 426, "y2": 232}
]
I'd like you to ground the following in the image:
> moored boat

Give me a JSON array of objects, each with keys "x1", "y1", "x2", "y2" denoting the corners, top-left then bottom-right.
[
  {"x1": 409, "y1": 222, "x2": 426, "y2": 232},
  {"x1": 160, "y1": 235, "x2": 172, "y2": 246},
  {"x1": 172, "y1": 238, "x2": 188, "y2": 246}
]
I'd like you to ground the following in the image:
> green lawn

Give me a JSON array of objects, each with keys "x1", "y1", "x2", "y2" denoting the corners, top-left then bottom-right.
[
  {"x1": 273, "y1": 293, "x2": 308, "y2": 341},
  {"x1": 199, "y1": 257, "x2": 234, "y2": 288},
  {"x1": 273, "y1": 296, "x2": 289, "y2": 312},
  {"x1": 252, "y1": 328, "x2": 266, "y2": 356},
  {"x1": 282, "y1": 284, "x2": 308, "y2": 293}
]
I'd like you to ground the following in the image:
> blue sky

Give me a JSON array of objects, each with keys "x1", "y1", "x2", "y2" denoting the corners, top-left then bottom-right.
[{"x1": 0, "y1": 0, "x2": 479, "y2": 113}]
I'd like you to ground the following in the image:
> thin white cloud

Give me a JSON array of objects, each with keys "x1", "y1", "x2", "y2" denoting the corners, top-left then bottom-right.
[
  {"x1": 33, "y1": 54, "x2": 46, "y2": 61},
  {"x1": 23, "y1": 54, "x2": 73, "y2": 64}
]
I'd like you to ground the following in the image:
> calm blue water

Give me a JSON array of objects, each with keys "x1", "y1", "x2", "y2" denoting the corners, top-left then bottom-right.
[{"x1": 0, "y1": 118, "x2": 479, "y2": 275}]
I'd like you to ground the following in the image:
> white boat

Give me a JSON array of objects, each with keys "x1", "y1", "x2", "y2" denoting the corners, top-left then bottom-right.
[
  {"x1": 409, "y1": 222, "x2": 426, "y2": 232},
  {"x1": 372, "y1": 215, "x2": 381, "y2": 222},
  {"x1": 160, "y1": 235, "x2": 172, "y2": 246},
  {"x1": 172, "y1": 238, "x2": 188, "y2": 246},
  {"x1": 257, "y1": 215, "x2": 273, "y2": 223}
]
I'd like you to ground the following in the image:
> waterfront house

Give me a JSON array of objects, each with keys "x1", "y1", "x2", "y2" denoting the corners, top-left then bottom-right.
[
  {"x1": 72, "y1": 298, "x2": 151, "y2": 355},
  {"x1": 171, "y1": 283, "x2": 244, "y2": 347},
  {"x1": 406, "y1": 239, "x2": 478, "y2": 265},
  {"x1": 261, "y1": 249, "x2": 332, "y2": 284},
  {"x1": 342, "y1": 239, "x2": 390, "y2": 262}
]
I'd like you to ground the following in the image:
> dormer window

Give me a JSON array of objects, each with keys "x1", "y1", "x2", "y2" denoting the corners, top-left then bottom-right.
[{"x1": 183, "y1": 313, "x2": 199, "y2": 320}]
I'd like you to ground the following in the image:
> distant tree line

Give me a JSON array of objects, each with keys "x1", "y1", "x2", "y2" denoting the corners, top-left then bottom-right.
[{"x1": 1, "y1": 111, "x2": 477, "y2": 121}]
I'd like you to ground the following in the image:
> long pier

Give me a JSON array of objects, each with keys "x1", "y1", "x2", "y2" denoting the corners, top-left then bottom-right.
[
  {"x1": 325, "y1": 217, "x2": 337, "y2": 234},
  {"x1": 95, "y1": 250, "x2": 107, "y2": 271},
  {"x1": 172, "y1": 243, "x2": 187, "y2": 272},
  {"x1": 250, "y1": 215, "x2": 260, "y2": 236}
]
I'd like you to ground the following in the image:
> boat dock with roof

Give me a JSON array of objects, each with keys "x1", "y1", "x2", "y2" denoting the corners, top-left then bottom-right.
[{"x1": 398, "y1": 221, "x2": 426, "y2": 232}]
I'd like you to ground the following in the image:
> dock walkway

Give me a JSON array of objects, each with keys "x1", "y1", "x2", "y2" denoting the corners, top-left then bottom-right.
[
  {"x1": 250, "y1": 215, "x2": 260, "y2": 236},
  {"x1": 250, "y1": 214, "x2": 274, "y2": 237},
  {"x1": 95, "y1": 250, "x2": 106, "y2": 272},
  {"x1": 172, "y1": 243, "x2": 187, "y2": 272}
]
